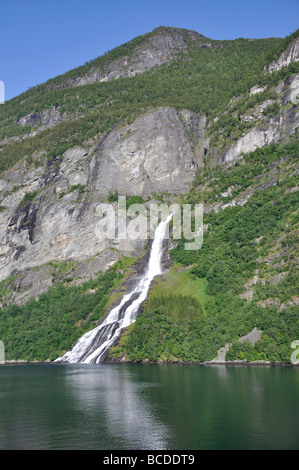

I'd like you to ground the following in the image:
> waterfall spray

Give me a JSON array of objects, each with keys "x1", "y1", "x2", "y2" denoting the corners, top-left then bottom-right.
[{"x1": 55, "y1": 213, "x2": 173, "y2": 364}]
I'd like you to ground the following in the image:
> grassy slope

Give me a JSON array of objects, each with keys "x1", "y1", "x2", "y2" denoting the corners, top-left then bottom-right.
[{"x1": 149, "y1": 267, "x2": 209, "y2": 312}]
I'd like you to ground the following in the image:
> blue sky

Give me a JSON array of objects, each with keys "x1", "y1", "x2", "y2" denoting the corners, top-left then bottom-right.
[{"x1": 1, "y1": 0, "x2": 298, "y2": 100}]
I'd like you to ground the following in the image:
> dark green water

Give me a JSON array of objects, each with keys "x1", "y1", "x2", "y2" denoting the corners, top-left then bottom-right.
[{"x1": 0, "y1": 363, "x2": 298, "y2": 450}]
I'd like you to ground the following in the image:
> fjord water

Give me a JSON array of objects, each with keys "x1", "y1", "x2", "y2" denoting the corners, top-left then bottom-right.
[
  {"x1": 0, "y1": 363, "x2": 298, "y2": 450},
  {"x1": 56, "y1": 214, "x2": 173, "y2": 364}
]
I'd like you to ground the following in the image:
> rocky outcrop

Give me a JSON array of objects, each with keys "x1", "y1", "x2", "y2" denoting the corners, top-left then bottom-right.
[
  {"x1": 55, "y1": 27, "x2": 208, "y2": 90},
  {"x1": 217, "y1": 109, "x2": 297, "y2": 165},
  {"x1": 0, "y1": 108, "x2": 68, "y2": 145},
  {"x1": 220, "y1": 125, "x2": 280, "y2": 165},
  {"x1": 214, "y1": 74, "x2": 299, "y2": 165},
  {"x1": 17, "y1": 107, "x2": 66, "y2": 129},
  {"x1": 74, "y1": 29, "x2": 189, "y2": 86},
  {"x1": 266, "y1": 37, "x2": 299, "y2": 72},
  {"x1": 258, "y1": 296, "x2": 299, "y2": 311},
  {"x1": 0, "y1": 249, "x2": 121, "y2": 307},
  {"x1": 210, "y1": 328, "x2": 262, "y2": 363}
]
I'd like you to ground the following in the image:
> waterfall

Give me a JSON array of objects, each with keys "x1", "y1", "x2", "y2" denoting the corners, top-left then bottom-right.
[{"x1": 55, "y1": 213, "x2": 173, "y2": 364}]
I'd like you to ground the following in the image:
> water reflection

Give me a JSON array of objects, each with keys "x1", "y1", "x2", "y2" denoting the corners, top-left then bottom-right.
[
  {"x1": 0, "y1": 364, "x2": 299, "y2": 450},
  {"x1": 64, "y1": 364, "x2": 172, "y2": 449}
]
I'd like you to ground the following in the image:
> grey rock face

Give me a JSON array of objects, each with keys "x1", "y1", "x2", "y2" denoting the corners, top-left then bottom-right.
[
  {"x1": 90, "y1": 107, "x2": 203, "y2": 196},
  {"x1": 63, "y1": 28, "x2": 207, "y2": 89},
  {"x1": 214, "y1": 74, "x2": 299, "y2": 166},
  {"x1": 74, "y1": 30, "x2": 188, "y2": 87},
  {"x1": 17, "y1": 107, "x2": 67, "y2": 138},
  {"x1": 217, "y1": 107, "x2": 298, "y2": 166},
  {"x1": 220, "y1": 125, "x2": 280, "y2": 165},
  {"x1": 210, "y1": 328, "x2": 262, "y2": 362},
  {"x1": 0, "y1": 107, "x2": 205, "y2": 284},
  {"x1": 266, "y1": 38, "x2": 299, "y2": 72},
  {"x1": 281, "y1": 73, "x2": 299, "y2": 105},
  {"x1": 17, "y1": 107, "x2": 65, "y2": 128},
  {"x1": 1, "y1": 107, "x2": 69, "y2": 145},
  {"x1": 0, "y1": 249, "x2": 121, "y2": 307}
]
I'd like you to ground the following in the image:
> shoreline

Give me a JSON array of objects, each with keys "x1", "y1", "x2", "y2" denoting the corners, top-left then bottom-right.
[
  {"x1": 105, "y1": 359, "x2": 299, "y2": 367},
  {"x1": 1, "y1": 359, "x2": 299, "y2": 367}
]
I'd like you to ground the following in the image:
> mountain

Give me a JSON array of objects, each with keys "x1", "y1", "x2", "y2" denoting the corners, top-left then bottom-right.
[{"x1": 0, "y1": 26, "x2": 298, "y2": 364}]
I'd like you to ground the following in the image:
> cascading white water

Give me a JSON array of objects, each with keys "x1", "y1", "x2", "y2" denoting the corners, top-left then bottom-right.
[{"x1": 55, "y1": 213, "x2": 173, "y2": 364}]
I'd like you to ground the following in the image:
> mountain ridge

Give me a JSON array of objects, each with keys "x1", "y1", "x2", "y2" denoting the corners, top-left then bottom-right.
[{"x1": 13, "y1": 26, "x2": 211, "y2": 98}]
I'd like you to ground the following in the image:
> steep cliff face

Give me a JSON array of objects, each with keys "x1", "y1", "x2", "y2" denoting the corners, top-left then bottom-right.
[
  {"x1": 219, "y1": 104, "x2": 298, "y2": 165},
  {"x1": 89, "y1": 107, "x2": 204, "y2": 196},
  {"x1": 266, "y1": 37, "x2": 299, "y2": 72},
  {"x1": 210, "y1": 72, "x2": 299, "y2": 166},
  {"x1": 0, "y1": 106, "x2": 205, "y2": 286}
]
